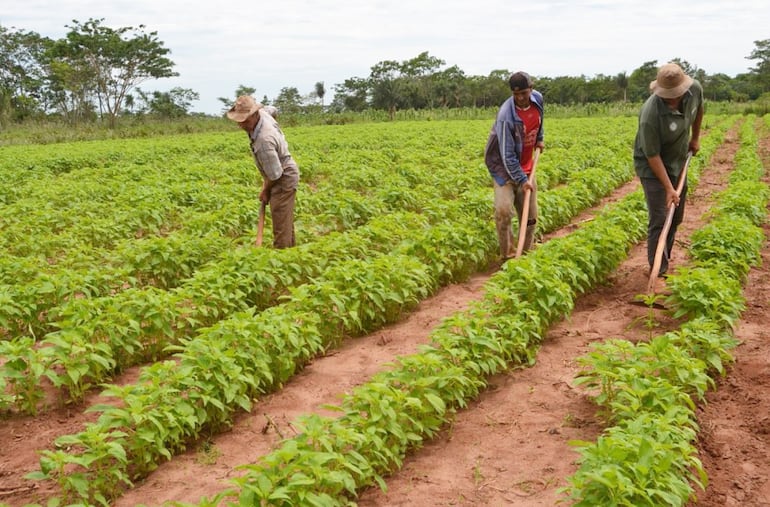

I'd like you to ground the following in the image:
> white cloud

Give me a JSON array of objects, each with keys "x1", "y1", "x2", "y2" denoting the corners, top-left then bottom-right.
[{"x1": 2, "y1": 0, "x2": 768, "y2": 114}]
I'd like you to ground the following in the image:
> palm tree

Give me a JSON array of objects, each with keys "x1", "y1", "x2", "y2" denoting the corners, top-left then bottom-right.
[
  {"x1": 615, "y1": 72, "x2": 628, "y2": 102},
  {"x1": 314, "y1": 81, "x2": 325, "y2": 107}
]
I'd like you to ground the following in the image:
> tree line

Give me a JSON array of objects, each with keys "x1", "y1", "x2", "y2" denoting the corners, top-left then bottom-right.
[
  {"x1": 2, "y1": 19, "x2": 769, "y2": 126},
  {"x1": 0, "y1": 19, "x2": 193, "y2": 127},
  {"x1": 325, "y1": 47, "x2": 770, "y2": 118}
]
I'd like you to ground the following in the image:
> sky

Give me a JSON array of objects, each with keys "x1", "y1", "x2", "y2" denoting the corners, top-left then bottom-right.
[{"x1": 2, "y1": 0, "x2": 768, "y2": 115}]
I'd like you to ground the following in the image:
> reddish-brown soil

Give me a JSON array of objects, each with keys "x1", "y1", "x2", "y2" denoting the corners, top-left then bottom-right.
[{"x1": 1, "y1": 123, "x2": 768, "y2": 507}]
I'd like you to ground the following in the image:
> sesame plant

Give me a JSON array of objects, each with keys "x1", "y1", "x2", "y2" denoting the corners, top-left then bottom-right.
[
  {"x1": 16, "y1": 115, "x2": 759, "y2": 507},
  {"x1": 23, "y1": 117, "x2": 646, "y2": 504},
  {"x1": 564, "y1": 115, "x2": 765, "y2": 506},
  {"x1": 171, "y1": 165, "x2": 651, "y2": 506},
  {"x1": 0, "y1": 118, "x2": 638, "y2": 415}
]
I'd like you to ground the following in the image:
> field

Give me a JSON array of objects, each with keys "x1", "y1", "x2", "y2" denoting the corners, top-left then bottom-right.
[{"x1": 1, "y1": 115, "x2": 769, "y2": 506}]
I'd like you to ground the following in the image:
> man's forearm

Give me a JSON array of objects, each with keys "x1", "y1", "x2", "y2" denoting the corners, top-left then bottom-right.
[{"x1": 648, "y1": 155, "x2": 674, "y2": 192}]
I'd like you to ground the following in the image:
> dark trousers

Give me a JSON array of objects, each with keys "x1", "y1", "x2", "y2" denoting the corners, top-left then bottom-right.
[{"x1": 640, "y1": 175, "x2": 687, "y2": 277}]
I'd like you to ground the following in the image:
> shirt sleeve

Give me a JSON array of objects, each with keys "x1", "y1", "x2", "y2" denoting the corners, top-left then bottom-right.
[
  {"x1": 637, "y1": 116, "x2": 661, "y2": 159},
  {"x1": 497, "y1": 120, "x2": 527, "y2": 184}
]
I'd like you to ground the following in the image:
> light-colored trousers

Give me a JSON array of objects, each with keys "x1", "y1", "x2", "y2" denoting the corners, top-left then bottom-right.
[{"x1": 493, "y1": 176, "x2": 538, "y2": 257}]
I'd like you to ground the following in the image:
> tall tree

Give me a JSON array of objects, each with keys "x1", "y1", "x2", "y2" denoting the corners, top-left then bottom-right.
[
  {"x1": 0, "y1": 25, "x2": 50, "y2": 122},
  {"x1": 45, "y1": 52, "x2": 98, "y2": 122},
  {"x1": 432, "y1": 65, "x2": 467, "y2": 107},
  {"x1": 136, "y1": 86, "x2": 199, "y2": 117},
  {"x1": 627, "y1": 60, "x2": 659, "y2": 102},
  {"x1": 704, "y1": 73, "x2": 737, "y2": 101},
  {"x1": 314, "y1": 81, "x2": 326, "y2": 107},
  {"x1": 747, "y1": 38, "x2": 770, "y2": 93},
  {"x1": 274, "y1": 86, "x2": 303, "y2": 114},
  {"x1": 48, "y1": 18, "x2": 177, "y2": 127},
  {"x1": 615, "y1": 72, "x2": 629, "y2": 102},
  {"x1": 369, "y1": 59, "x2": 404, "y2": 118},
  {"x1": 401, "y1": 51, "x2": 445, "y2": 108},
  {"x1": 332, "y1": 77, "x2": 368, "y2": 112},
  {"x1": 475, "y1": 70, "x2": 511, "y2": 108}
]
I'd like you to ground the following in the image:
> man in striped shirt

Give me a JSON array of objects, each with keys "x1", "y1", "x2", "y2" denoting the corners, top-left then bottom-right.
[{"x1": 228, "y1": 95, "x2": 300, "y2": 248}]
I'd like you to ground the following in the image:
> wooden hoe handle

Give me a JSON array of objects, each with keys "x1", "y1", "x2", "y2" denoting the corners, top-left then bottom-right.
[
  {"x1": 256, "y1": 201, "x2": 266, "y2": 247},
  {"x1": 515, "y1": 148, "x2": 541, "y2": 258},
  {"x1": 646, "y1": 151, "x2": 693, "y2": 293}
]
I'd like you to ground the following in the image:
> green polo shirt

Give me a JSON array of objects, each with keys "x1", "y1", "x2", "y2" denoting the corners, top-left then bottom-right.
[{"x1": 633, "y1": 80, "x2": 703, "y2": 179}]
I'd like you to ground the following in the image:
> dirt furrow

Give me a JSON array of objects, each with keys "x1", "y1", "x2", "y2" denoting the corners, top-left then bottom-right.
[
  {"x1": 6, "y1": 123, "x2": 767, "y2": 507},
  {"x1": 356, "y1": 127, "x2": 746, "y2": 506},
  {"x1": 690, "y1": 126, "x2": 770, "y2": 507}
]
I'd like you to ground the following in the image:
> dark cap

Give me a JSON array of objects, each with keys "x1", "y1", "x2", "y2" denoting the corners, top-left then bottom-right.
[{"x1": 509, "y1": 71, "x2": 533, "y2": 91}]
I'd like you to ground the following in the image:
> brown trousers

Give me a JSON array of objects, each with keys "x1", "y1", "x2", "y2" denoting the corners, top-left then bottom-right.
[{"x1": 268, "y1": 178, "x2": 296, "y2": 249}]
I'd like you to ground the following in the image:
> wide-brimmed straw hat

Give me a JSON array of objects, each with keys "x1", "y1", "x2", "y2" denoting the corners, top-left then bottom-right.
[
  {"x1": 226, "y1": 95, "x2": 263, "y2": 122},
  {"x1": 650, "y1": 63, "x2": 693, "y2": 99}
]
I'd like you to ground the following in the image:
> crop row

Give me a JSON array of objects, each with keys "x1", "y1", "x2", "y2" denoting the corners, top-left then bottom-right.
[
  {"x1": 0, "y1": 118, "x2": 633, "y2": 342},
  {"x1": 0, "y1": 119, "x2": 640, "y2": 414},
  {"x1": 163, "y1": 115, "x2": 732, "y2": 506},
  {"x1": 0, "y1": 116, "x2": 732, "y2": 507},
  {"x1": 565, "y1": 116, "x2": 768, "y2": 505},
  {"x1": 23, "y1": 122, "x2": 648, "y2": 505}
]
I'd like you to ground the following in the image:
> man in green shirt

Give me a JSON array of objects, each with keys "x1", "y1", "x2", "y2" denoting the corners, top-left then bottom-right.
[{"x1": 633, "y1": 62, "x2": 704, "y2": 283}]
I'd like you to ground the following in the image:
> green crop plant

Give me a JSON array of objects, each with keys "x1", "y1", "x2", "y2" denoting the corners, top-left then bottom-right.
[
  {"x1": 666, "y1": 267, "x2": 745, "y2": 328},
  {"x1": 566, "y1": 409, "x2": 705, "y2": 506},
  {"x1": 564, "y1": 114, "x2": 762, "y2": 506},
  {"x1": 0, "y1": 336, "x2": 51, "y2": 414},
  {"x1": 29, "y1": 424, "x2": 131, "y2": 506},
  {"x1": 11, "y1": 115, "x2": 745, "y2": 505}
]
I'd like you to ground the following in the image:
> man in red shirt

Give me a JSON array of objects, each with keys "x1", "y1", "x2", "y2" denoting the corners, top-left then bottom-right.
[{"x1": 484, "y1": 72, "x2": 545, "y2": 258}]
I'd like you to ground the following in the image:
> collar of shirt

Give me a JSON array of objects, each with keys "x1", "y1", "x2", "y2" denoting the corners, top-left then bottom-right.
[
  {"x1": 250, "y1": 113, "x2": 267, "y2": 142},
  {"x1": 657, "y1": 88, "x2": 693, "y2": 113}
]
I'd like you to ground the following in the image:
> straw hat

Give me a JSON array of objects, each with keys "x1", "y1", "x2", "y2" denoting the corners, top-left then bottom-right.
[
  {"x1": 226, "y1": 95, "x2": 263, "y2": 122},
  {"x1": 650, "y1": 63, "x2": 693, "y2": 99}
]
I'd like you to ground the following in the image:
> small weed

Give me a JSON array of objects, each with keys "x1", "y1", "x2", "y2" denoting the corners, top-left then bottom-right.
[
  {"x1": 473, "y1": 458, "x2": 485, "y2": 486},
  {"x1": 629, "y1": 292, "x2": 668, "y2": 338},
  {"x1": 196, "y1": 440, "x2": 221, "y2": 466}
]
